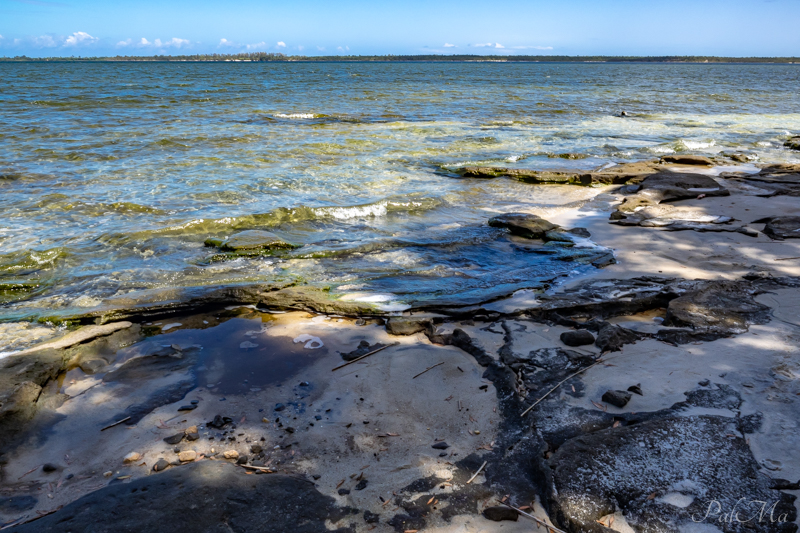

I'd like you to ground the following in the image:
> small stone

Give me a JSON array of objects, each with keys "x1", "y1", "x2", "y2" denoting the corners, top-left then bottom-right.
[
  {"x1": 285, "y1": 427, "x2": 295, "y2": 434},
  {"x1": 354, "y1": 479, "x2": 368, "y2": 490},
  {"x1": 473, "y1": 430, "x2": 481, "y2": 435},
  {"x1": 432, "y1": 442, "x2": 450, "y2": 450},
  {"x1": 627, "y1": 384, "x2": 643, "y2": 396},
  {"x1": 236, "y1": 456, "x2": 248, "y2": 465},
  {"x1": 699, "y1": 379, "x2": 710, "y2": 386},
  {"x1": 178, "y1": 405, "x2": 197, "y2": 411},
  {"x1": 190, "y1": 400, "x2": 199, "y2": 405},
  {"x1": 337, "y1": 488, "x2": 350, "y2": 495},
  {"x1": 439, "y1": 452, "x2": 447, "y2": 457},
  {"x1": 186, "y1": 433, "x2": 199, "y2": 441},
  {"x1": 314, "y1": 415, "x2": 322, "y2": 421},
  {"x1": 153, "y1": 458, "x2": 170, "y2": 472},
  {"x1": 560, "y1": 330, "x2": 596, "y2": 347},
  {"x1": 123, "y1": 452, "x2": 141, "y2": 464},
  {"x1": 163, "y1": 433, "x2": 184, "y2": 445},
  {"x1": 178, "y1": 450, "x2": 197, "y2": 462},
  {"x1": 602, "y1": 390, "x2": 632, "y2": 408},
  {"x1": 250, "y1": 444, "x2": 263, "y2": 454},
  {"x1": 184, "y1": 426, "x2": 198, "y2": 435},
  {"x1": 223, "y1": 450, "x2": 239, "y2": 460},
  {"x1": 299, "y1": 381, "x2": 310, "y2": 387},
  {"x1": 364, "y1": 510, "x2": 380, "y2": 524},
  {"x1": 42, "y1": 463, "x2": 58, "y2": 473},
  {"x1": 483, "y1": 506, "x2": 519, "y2": 522},
  {"x1": 312, "y1": 474, "x2": 321, "y2": 480},
  {"x1": 274, "y1": 403, "x2": 285, "y2": 412},
  {"x1": 103, "y1": 471, "x2": 113, "y2": 477}
]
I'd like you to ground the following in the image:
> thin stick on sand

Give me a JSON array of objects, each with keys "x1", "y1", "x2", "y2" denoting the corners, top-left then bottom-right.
[
  {"x1": 500, "y1": 501, "x2": 568, "y2": 533},
  {"x1": 100, "y1": 416, "x2": 131, "y2": 431},
  {"x1": 466, "y1": 461, "x2": 487, "y2": 484},
  {"x1": 332, "y1": 342, "x2": 398, "y2": 371},
  {"x1": 238, "y1": 464, "x2": 275, "y2": 473},
  {"x1": 412, "y1": 361, "x2": 444, "y2": 379},
  {"x1": 520, "y1": 359, "x2": 607, "y2": 418}
]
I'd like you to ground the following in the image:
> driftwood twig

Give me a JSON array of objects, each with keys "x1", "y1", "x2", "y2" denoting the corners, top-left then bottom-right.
[
  {"x1": 500, "y1": 501, "x2": 567, "y2": 533},
  {"x1": 412, "y1": 362, "x2": 444, "y2": 379},
  {"x1": 100, "y1": 416, "x2": 131, "y2": 431},
  {"x1": 466, "y1": 461, "x2": 487, "y2": 484},
  {"x1": 520, "y1": 360, "x2": 606, "y2": 418}
]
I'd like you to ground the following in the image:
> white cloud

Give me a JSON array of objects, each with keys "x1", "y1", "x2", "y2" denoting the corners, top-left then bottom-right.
[
  {"x1": 140, "y1": 37, "x2": 151, "y2": 45},
  {"x1": 153, "y1": 37, "x2": 189, "y2": 48},
  {"x1": 276, "y1": 41, "x2": 286, "y2": 48},
  {"x1": 117, "y1": 39, "x2": 131, "y2": 47},
  {"x1": 473, "y1": 42, "x2": 492, "y2": 47},
  {"x1": 219, "y1": 38, "x2": 233, "y2": 46},
  {"x1": 245, "y1": 41, "x2": 266, "y2": 50},
  {"x1": 494, "y1": 43, "x2": 504, "y2": 49},
  {"x1": 64, "y1": 31, "x2": 97, "y2": 47},
  {"x1": 33, "y1": 35, "x2": 57, "y2": 48},
  {"x1": 443, "y1": 43, "x2": 456, "y2": 48}
]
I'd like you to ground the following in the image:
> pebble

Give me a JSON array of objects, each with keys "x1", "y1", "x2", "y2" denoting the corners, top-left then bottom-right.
[
  {"x1": 699, "y1": 379, "x2": 711, "y2": 386},
  {"x1": 184, "y1": 426, "x2": 198, "y2": 435},
  {"x1": 178, "y1": 450, "x2": 197, "y2": 462},
  {"x1": 153, "y1": 458, "x2": 170, "y2": 472},
  {"x1": 354, "y1": 479, "x2": 368, "y2": 490},
  {"x1": 163, "y1": 433, "x2": 184, "y2": 445},
  {"x1": 560, "y1": 330, "x2": 596, "y2": 347},
  {"x1": 337, "y1": 488, "x2": 350, "y2": 495},
  {"x1": 123, "y1": 452, "x2": 141, "y2": 464},
  {"x1": 250, "y1": 444, "x2": 263, "y2": 454},
  {"x1": 602, "y1": 390, "x2": 632, "y2": 408},
  {"x1": 627, "y1": 384, "x2": 643, "y2": 396},
  {"x1": 42, "y1": 463, "x2": 58, "y2": 473},
  {"x1": 432, "y1": 442, "x2": 450, "y2": 450},
  {"x1": 103, "y1": 471, "x2": 113, "y2": 477},
  {"x1": 274, "y1": 404, "x2": 286, "y2": 412},
  {"x1": 178, "y1": 405, "x2": 197, "y2": 411},
  {"x1": 223, "y1": 450, "x2": 240, "y2": 460}
]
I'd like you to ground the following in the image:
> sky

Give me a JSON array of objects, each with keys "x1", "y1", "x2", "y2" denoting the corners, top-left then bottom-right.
[{"x1": 1, "y1": 0, "x2": 799, "y2": 57}]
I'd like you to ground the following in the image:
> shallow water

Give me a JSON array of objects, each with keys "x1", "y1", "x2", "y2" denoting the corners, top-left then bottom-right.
[{"x1": 1, "y1": 62, "x2": 799, "y2": 321}]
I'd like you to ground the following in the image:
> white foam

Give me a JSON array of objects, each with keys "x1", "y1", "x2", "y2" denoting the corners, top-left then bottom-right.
[
  {"x1": 161, "y1": 323, "x2": 182, "y2": 331},
  {"x1": 274, "y1": 113, "x2": 316, "y2": 119},
  {"x1": 293, "y1": 334, "x2": 324, "y2": 349}
]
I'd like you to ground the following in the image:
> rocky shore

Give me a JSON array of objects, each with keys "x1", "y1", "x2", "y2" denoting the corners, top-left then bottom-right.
[{"x1": 1, "y1": 156, "x2": 800, "y2": 533}]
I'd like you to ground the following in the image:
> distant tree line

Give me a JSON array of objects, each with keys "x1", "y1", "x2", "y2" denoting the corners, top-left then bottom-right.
[{"x1": 1, "y1": 53, "x2": 799, "y2": 63}]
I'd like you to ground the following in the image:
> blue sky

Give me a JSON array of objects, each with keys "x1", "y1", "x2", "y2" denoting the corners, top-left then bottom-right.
[{"x1": 1, "y1": 0, "x2": 798, "y2": 57}]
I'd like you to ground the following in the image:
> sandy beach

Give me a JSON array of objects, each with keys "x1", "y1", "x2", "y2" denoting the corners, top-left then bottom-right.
[{"x1": 1, "y1": 157, "x2": 799, "y2": 532}]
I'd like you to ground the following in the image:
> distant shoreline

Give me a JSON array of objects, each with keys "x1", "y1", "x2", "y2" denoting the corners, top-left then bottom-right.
[{"x1": 1, "y1": 54, "x2": 799, "y2": 64}]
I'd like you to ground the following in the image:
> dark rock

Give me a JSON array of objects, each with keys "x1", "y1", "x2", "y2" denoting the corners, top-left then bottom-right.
[
  {"x1": 660, "y1": 155, "x2": 714, "y2": 166},
  {"x1": 250, "y1": 444, "x2": 263, "y2": 454},
  {"x1": 386, "y1": 317, "x2": 432, "y2": 336},
  {"x1": 285, "y1": 427, "x2": 295, "y2": 433},
  {"x1": 364, "y1": 510, "x2": 380, "y2": 524},
  {"x1": 163, "y1": 433, "x2": 184, "y2": 445},
  {"x1": 559, "y1": 330, "x2": 595, "y2": 347},
  {"x1": 190, "y1": 400, "x2": 199, "y2": 405},
  {"x1": 665, "y1": 280, "x2": 770, "y2": 334},
  {"x1": 337, "y1": 488, "x2": 350, "y2": 495},
  {"x1": 698, "y1": 379, "x2": 710, "y2": 386},
  {"x1": 627, "y1": 384, "x2": 643, "y2": 396},
  {"x1": 153, "y1": 458, "x2": 170, "y2": 472},
  {"x1": 763, "y1": 216, "x2": 800, "y2": 240},
  {"x1": 0, "y1": 495, "x2": 38, "y2": 513},
  {"x1": 312, "y1": 474, "x2": 321, "y2": 480},
  {"x1": 784, "y1": 136, "x2": 800, "y2": 151},
  {"x1": 208, "y1": 415, "x2": 233, "y2": 429},
  {"x1": 42, "y1": 463, "x2": 58, "y2": 473},
  {"x1": 11, "y1": 461, "x2": 353, "y2": 533},
  {"x1": 548, "y1": 415, "x2": 797, "y2": 533},
  {"x1": 595, "y1": 325, "x2": 641, "y2": 352},
  {"x1": 186, "y1": 432, "x2": 199, "y2": 441},
  {"x1": 431, "y1": 442, "x2": 450, "y2": 450},
  {"x1": 354, "y1": 479, "x2": 368, "y2": 490},
  {"x1": 488, "y1": 213, "x2": 559, "y2": 239},
  {"x1": 178, "y1": 404, "x2": 197, "y2": 411},
  {"x1": 274, "y1": 404, "x2": 286, "y2": 412},
  {"x1": 482, "y1": 506, "x2": 518, "y2": 522},
  {"x1": 314, "y1": 415, "x2": 322, "y2": 421},
  {"x1": 236, "y1": 456, "x2": 248, "y2": 465},
  {"x1": 601, "y1": 390, "x2": 632, "y2": 408},
  {"x1": 340, "y1": 340, "x2": 386, "y2": 362},
  {"x1": 770, "y1": 478, "x2": 800, "y2": 491}
]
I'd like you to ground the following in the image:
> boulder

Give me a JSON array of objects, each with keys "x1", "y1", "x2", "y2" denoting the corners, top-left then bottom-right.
[
  {"x1": 548, "y1": 416, "x2": 797, "y2": 533},
  {"x1": 665, "y1": 281, "x2": 770, "y2": 334},
  {"x1": 762, "y1": 216, "x2": 800, "y2": 240},
  {"x1": 488, "y1": 213, "x2": 559, "y2": 239},
  {"x1": 560, "y1": 330, "x2": 595, "y2": 347},
  {"x1": 659, "y1": 155, "x2": 714, "y2": 166}
]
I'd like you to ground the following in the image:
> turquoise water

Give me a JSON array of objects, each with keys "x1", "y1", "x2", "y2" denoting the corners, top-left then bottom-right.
[{"x1": 1, "y1": 62, "x2": 799, "y2": 320}]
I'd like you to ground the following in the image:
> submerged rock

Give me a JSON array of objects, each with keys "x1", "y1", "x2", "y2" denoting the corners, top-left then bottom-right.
[
  {"x1": 659, "y1": 154, "x2": 714, "y2": 166},
  {"x1": 664, "y1": 281, "x2": 770, "y2": 334},
  {"x1": 784, "y1": 135, "x2": 800, "y2": 151},
  {"x1": 205, "y1": 230, "x2": 298, "y2": 253},
  {"x1": 386, "y1": 317, "x2": 432, "y2": 336}
]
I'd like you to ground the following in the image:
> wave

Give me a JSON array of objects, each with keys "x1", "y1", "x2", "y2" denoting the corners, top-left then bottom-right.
[{"x1": 99, "y1": 195, "x2": 447, "y2": 244}]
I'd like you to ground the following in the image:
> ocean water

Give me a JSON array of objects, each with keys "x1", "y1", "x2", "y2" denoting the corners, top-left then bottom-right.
[{"x1": 1, "y1": 61, "x2": 799, "y2": 321}]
